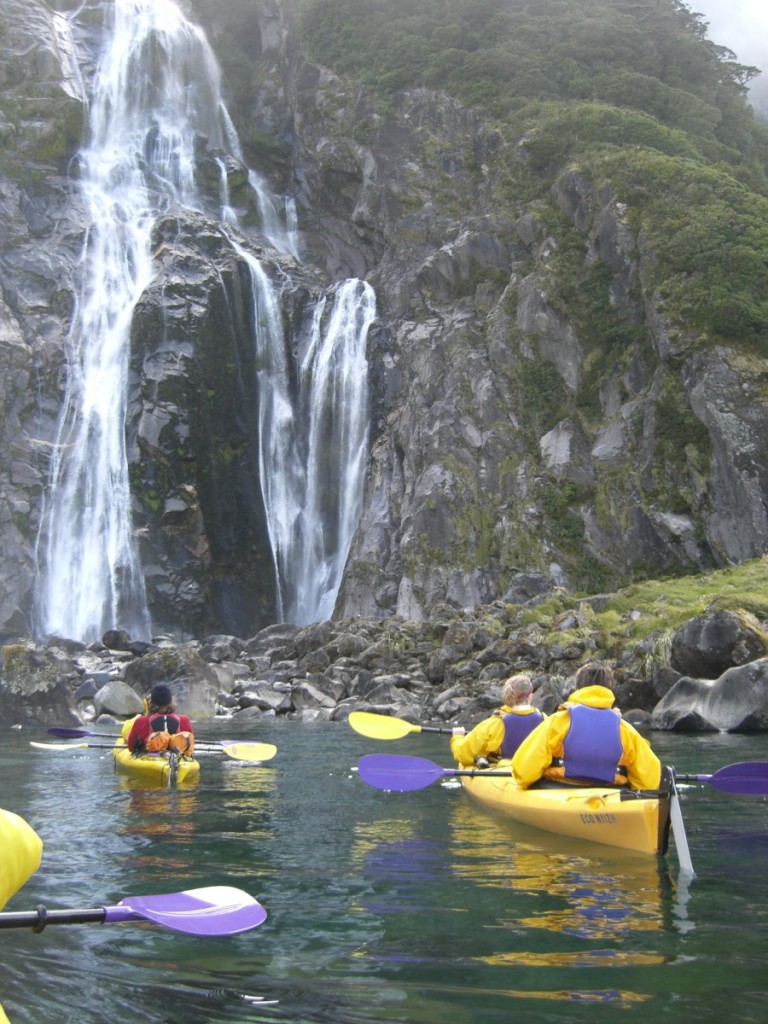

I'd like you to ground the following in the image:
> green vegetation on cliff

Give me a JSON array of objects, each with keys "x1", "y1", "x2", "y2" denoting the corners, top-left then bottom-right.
[
  {"x1": 516, "y1": 554, "x2": 768, "y2": 673},
  {"x1": 298, "y1": 0, "x2": 763, "y2": 160},
  {"x1": 299, "y1": 0, "x2": 768, "y2": 348}
]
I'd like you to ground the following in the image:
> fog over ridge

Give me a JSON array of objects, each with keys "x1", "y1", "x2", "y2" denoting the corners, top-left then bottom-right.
[{"x1": 690, "y1": 0, "x2": 768, "y2": 115}]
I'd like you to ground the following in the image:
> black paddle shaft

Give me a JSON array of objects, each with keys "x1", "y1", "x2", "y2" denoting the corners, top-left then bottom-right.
[{"x1": 0, "y1": 905, "x2": 106, "y2": 931}]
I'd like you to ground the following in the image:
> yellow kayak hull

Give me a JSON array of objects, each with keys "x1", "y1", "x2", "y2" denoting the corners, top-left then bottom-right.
[
  {"x1": 460, "y1": 767, "x2": 670, "y2": 856},
  {"x1": 112, "y1": 742, "x2": 200, "y2": 786},
  {"x1": 0, "y1": 808, "x2": 42, "y2": 911},
  {"x1": 1, "y1": 808, "x2": 42, "y2": 1021}
]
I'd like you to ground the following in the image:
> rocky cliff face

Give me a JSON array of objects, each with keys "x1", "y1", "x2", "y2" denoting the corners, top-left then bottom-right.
[
  {"x1": 1, "y1": 0, "x2": 767, "y2": 642},
  {"x1": 243, "y1": 1, "x2": 768, "y2": 619},
  {"x1": 0, "y1": 0, "x2": 86, "y2": 635}
]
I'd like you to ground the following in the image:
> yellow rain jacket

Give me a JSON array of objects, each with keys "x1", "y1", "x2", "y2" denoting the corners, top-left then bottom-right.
[
  {"x1": 511, "y1": 685, "x2": 661, "y2": 790},
  {"x1": 450, "y1": 705, "x2": 545, "y2": 768}
]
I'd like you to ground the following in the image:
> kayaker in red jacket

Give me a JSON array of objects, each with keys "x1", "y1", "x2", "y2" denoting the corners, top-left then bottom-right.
[{"x1": 126, "y1": 683, "x2": 195, "y2": 755}]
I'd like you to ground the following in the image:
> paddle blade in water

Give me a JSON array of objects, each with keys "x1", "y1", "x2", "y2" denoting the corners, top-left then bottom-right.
[
  {"x1": 220, "y1": 742, "x2": 277, "y2": 763},
  {"x1": 107, "y1": 886, "x2": 267, "y2": 935},
  {"x1": 678, "y1": 761, "x2": 768, "y2": 795},
  {"x1": 30, "y1": 741, "x2": 91, "y2": 751},
  {"x1": 0, "y1": 887, "x2": 267, "y2": 936},
  {"x1": 358, "y1": 753, "x2": 445, "y2": 791},
  {"x1": 713, "y1": 761, "x2": 768, "y2": 780},
  {"x1": 348, "y1": 712, "x2": 417, "y2": 740}
]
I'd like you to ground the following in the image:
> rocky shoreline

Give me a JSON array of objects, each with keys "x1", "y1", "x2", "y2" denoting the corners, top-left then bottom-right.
[{"x1": 3, "y1": 598, "x2": 768, "y2": 735}]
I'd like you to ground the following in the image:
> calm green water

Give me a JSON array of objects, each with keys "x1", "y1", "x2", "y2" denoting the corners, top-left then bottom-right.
[{"x1": 1, "y1": 721, "x2": 767, "y2": 1023}]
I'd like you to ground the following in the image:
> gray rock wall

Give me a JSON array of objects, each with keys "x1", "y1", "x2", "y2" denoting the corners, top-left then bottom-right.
[{"x1": 1, "y1": 0, "x2": 767, "y2": 642}]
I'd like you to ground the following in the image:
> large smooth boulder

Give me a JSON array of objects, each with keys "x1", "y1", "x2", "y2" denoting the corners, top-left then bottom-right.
[
  {"x1": 651, "y1": 659, "x2": 768, "y2": 731},
  {"x1": 670, "y1": 609, "x2": 768, "y2": 679},
  {"x1": 650, "y1": 676, "x2": 717, "y2": 732},
  {"x1": 704, "y1": 660, "x2": 768, "y2": 731},
  {"x1": 93, "y1": 680, "x2": 143, "y2": 718}
]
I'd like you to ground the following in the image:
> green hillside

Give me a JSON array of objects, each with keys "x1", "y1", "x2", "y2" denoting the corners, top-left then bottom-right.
[{"x1": 296, "y1": 0, "x2": 768, "y2": 349}]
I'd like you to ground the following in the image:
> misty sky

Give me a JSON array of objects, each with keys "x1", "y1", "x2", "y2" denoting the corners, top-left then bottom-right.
[{"x1": 689, "y1": 0, "x2": 768, "y2": 110}]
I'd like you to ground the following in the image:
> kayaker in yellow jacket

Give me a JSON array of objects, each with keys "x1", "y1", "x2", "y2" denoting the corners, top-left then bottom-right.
[
  {"x1": 450, "y1": 674, "x2": 546, "y2": 768},
  {"x1": 511, "y1": 661, "x2": 661, "y2": 791}
]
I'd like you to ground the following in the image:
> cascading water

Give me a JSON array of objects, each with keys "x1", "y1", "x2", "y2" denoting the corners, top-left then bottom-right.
[
  {"x1": 215, "y1": 157, "x2": 238, "y2": 226},
  {"x1": 34, "y1": 0, "x2": 375, "y2": 641},
  {"x1": 36, "y1": 0, "x2": 231, "y2": 642},
  {"x1": 235, "y1": 246, "x2": 376, "y2": 623},
  {"x1": 294, "y1": 279, "x2": 376, "y2": 622}
]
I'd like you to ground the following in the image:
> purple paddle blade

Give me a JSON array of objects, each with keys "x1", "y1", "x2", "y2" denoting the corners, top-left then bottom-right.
[
  {"x1": 358, "y1": 754, "x2": 447, "y2": 791},
  {"x1": 712, "y1": 761, "x2": 768, "y2": 779},
  {"x1": 678, "y1": 761, "x2": 768, "y2": 795},
  {"x1": 104, "y1": 886, "x2": 267, "y2": 935},
  {"x1": 702, "y1": 775, "x2": 768, "y2": 795}
]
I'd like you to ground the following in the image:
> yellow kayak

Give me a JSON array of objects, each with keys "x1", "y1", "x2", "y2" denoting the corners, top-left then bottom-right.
[
  {"x1": 460, "y1": 765, "x2": 670, "y2": 855},
  {"x1": 112, "y1": 741, "x2": 200, "y2": 787},
  {"x1": 0, "y1": 808, "x2": 43, "y2": 911},
  {"x1": 1, "y1": 808, "x2": 43, "y2": 1024}
]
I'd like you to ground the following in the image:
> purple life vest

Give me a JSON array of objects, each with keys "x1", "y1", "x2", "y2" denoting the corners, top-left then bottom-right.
[
  {"x1": 499, "y1": 709, "x2": 545, "y2": 758},
  {"x1": 562, "y1": 704, "x2": 623, "y2": 783}
]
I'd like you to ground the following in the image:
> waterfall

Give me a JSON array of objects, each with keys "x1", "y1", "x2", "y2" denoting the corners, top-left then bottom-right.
[
  {"x1": 248, "y1": 169, "x2": 301, "y2": 258},
  {"x1": 231, "y1": 245, "x2": 376, "y2": 624},
  {"x1": 34, "y1": 0, "x2": 375, "y2": 641},
  {"x1": 36, "y1": 0, "x2": 229, "y2": 642},
  {"x1": 294, "y1": 279, "x2": 376, "y2": 622},
  {"x1": 215, "y1": 157, "x2": 238, "y2": 225}
]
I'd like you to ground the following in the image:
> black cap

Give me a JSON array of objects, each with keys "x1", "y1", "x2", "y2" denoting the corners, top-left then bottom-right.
[{"x1": 150, "y1": 683, "x2": 173, "y2": 707}]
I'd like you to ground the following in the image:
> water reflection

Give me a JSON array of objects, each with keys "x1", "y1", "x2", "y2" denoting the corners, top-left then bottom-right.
[
  {"x1": 216, "y1": 761, "x2": 278, "y2": 818},
  {"x1": 445, "y1": 797, "x2": 674, "y2": 1007},
  {"x1": 449, "y1": 798, "x2": 671, "y2": 948},
  {"x1": 350, "y1": 818, "x2": 446, "y2": 915},
  {"x1": 117, "y1": 783, "x2": 200, "y2": 822},
  {"x1": 343, "y1": 805, "x2": 669, "y2": 1013},
  {"x1": 217, "y1": 763, "x2": 278, "y2": 791}
]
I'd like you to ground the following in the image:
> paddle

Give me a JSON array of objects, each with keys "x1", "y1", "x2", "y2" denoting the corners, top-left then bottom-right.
[
  {"x1": 0, "y1": 885, "x2": 266, "y2": 936},
  {"x1": 358, "y1": 753, "x2": 511, "y2": 790},
  {"x1": 668, "y1": 768, "x2": 694, "y2": 877},
  {"x1": 40, "y1": 733, "x2": 277, "y2": 762},
  {"x1": 669, "y1": 765, "x2": 768, "y2": 873},
  {"x1": 348, "y1": 711, "x2": 452, "y2": 740},
  {"x1": 676, "y1": 762, "x2": 768, "y2": 794},
  {"x1": 357, "y1": 753, "x2": 768, "y2": 796}
]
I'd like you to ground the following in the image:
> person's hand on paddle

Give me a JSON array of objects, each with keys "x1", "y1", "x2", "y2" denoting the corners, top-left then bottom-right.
[{"x1": 452, "y1": 726, "x2": 465, "y2": 737}]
